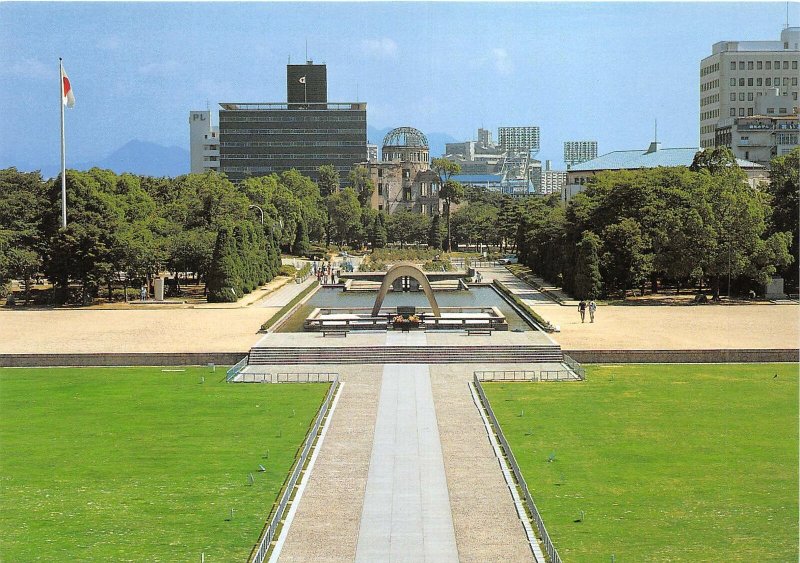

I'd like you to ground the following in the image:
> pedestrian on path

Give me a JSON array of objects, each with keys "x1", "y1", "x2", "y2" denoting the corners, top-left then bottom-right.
[
  {"x1": 578, "y1": 300, "x2": 586, "y2": 323},
  {"x1": 589, "y1": 300, "x2": 597, "y2": 323},
  {"x1": 140, "y1": 284, "x2": 147, "y2": 301}
]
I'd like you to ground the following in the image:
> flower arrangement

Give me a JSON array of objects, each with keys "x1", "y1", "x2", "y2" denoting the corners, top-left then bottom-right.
[{"x1": 393, "y1": 314, "x2": 421, "y2": 327}]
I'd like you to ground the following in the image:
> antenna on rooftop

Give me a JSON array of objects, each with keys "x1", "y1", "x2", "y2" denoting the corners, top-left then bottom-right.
[
  {"x1": 305, "y1": 39, "x2": 308, "y2": 62},
  {"x1": 786, "y1": 2, "x2": 790, "y2": 29},
  {"x1": 654, "y1": 119, "x2": 658, "y2": 143}
]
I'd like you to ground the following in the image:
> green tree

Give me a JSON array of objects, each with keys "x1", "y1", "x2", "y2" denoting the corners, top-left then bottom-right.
[
  {"x1": 690, "y1": 146, "x2": 739, "y2": 175},
  {"x1": 765, "y1": 147, "x2": 799, "y2": 290},
  {"x1": 326, "y1": 187, "x2": 361, "y2": 246},
  {"x1": 206, "y1": 224, "x2": 241, "y2": 302},
  {"x1": 387, "y1": 210, "x2": 430, "y2": 247},
  {"x1": 573, "y1": 231, "x2": 603, "y2": 299},
  {"x1": 371, "y1": 212, "x2": 388, "y2": 248},
  {"x1": 427, "y1": 214, "x2": 443, "y2": 249},
  {"x1": 348, "y1": 165, "x2": 375, "y2": 208},
  {"x1": 291, "y1": 218, "x2": 311, "y2": 256},
  {"x1": 600, "y1": 218, "x2": 652, "y2": 298},
  {"x1": 318, "y1": 165, "x2": 341, "y2": 246},
  {"x1": 432, "y1": 158, "x2": 463, "y2": 252}
]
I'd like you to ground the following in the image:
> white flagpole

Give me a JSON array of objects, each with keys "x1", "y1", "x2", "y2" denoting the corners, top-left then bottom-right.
[{"x1": 59, "y1": 57, "x2": 67, "y2": 229}]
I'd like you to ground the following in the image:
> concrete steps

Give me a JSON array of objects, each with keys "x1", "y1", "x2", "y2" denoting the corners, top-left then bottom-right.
[{"x1": 247, "y1": 345, "x2": 563, "y2": 365}]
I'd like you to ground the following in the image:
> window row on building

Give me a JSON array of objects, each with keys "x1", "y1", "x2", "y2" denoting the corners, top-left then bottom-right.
[
  {"x1": 729, "y1": 106, "x2": 793, "y2": 117},
  {"x1": 221, "y1": 140, "x2": 365, "y2": 148},
  {"x1": 700, "y1": 62, "x2": 720, "y2": 76},
  {"x1": 223, "y1": 153, "x2": 360, "y2": 160},
  {"x1": 223, "y1": 165, "x2": 350, "y2": 174},
  {"x1": 701, "y1": 93, "x2": 720, "y2": 107},
  {"x1": 701, "y1": 109, "x2": 720, "y2": 121},
  {"x1": 701, "y1": 78, "x2": 720, "y2": 92},
  {"x1": 223, "y1": 128, "x2": 365, "y2": 135},
  {"x1": 729, "y1": 59, "x2": 798, "y2": 70},
  {"x1": 219, "y1": 115, "x2": 366, "y2": 123},
  {"x1": 729, "y1": 77, "x2": 798, "y2": 87}
]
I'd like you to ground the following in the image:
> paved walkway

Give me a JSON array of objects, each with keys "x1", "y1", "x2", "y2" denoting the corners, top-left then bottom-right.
[
  {"x1": 355, "y1": 331, "x2": 459, "y2": 562},
  {"x1": 277, "y1": 370, "x2": 382, "y2": 562},
  {"x1": 257, "y1": 276, "x2": 316, "y2": 308}
]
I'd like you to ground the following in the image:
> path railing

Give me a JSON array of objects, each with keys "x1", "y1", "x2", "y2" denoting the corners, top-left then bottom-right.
[
  {"x1": 226, "y1": 356, "x2": 249, "y2": 382},
  {"x1": 249, "y1": 375, "x2": 340, "y2": 563},
  {"x1": 473, "y1": 374, "x2": 562, "y2": 563},
  {"x1": 475, "y1": 368, "x2": 582, "y2": 382},
  {"x1": 236, "y1": 371, "x2": 338, "y2": 384},
  {"x1": 562, "y1": 354, "x2": 586, "y2": 380}
]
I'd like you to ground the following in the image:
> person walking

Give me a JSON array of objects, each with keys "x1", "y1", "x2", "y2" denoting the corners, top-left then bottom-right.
[
  {"x1": 578, "y1": 300, "x2": 587, "y2": 323},
  {"x1": 589, "y1": 300, "x2": 597, "y2": 323}
]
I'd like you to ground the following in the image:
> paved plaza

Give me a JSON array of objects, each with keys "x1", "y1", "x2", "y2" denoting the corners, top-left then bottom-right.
[{"x1": 1, "y1": 265, "x2": 797, "y2": 355}]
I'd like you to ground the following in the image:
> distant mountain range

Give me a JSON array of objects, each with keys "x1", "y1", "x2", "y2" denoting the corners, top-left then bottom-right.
[
  {"x1": 6, "y1": 127, "x2": 460, "y2": 180},
  {"x1": 7, "y1": 140, "x2": 190, "y2": 179}
]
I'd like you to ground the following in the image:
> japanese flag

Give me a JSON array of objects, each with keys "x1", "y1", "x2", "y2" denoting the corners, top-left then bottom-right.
[
  {"x1": 61, "y1": 65, "x2": 75, "y2": 108},
  {"x1": 298, "y1": 76, "x2": 306, "y2": 84}
]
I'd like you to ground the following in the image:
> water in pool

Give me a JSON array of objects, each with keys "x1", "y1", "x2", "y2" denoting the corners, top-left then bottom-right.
[{"x1": 277, "y1": 286, "x2": 532, "y2": 332}]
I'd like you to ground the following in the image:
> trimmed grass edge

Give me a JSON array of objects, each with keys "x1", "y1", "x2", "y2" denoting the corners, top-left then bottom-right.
[
  {"x1": 259, "y1": 280, "x2": 320, "y2": 332},
  {"x1": 493, "y1": 279, "x2": 557, "y2": 333}
]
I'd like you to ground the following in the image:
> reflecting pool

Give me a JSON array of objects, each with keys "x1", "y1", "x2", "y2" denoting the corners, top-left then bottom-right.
[{"x1": 277, "y1": 286, "x2": 532, "y2": 332}]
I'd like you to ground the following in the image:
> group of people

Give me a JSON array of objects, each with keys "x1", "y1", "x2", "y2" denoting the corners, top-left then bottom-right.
[
  {"x1": 314, "y1": 261, "x2": 339, "y2": 285},
  {"x1": 577, "y1": 299, "x2": 597, "y2": 323}
]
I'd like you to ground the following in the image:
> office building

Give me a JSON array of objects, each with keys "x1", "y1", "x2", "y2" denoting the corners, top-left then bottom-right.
[
  {"x1": 189, "y1": 110, "x2": 220, "y2": 174},
  {"x1": 218, "y1": 62, "x2": 367, "y2": 183},
  {"x1": 699, "y1": 26, "x2": 800, "y2": 149},
  {"x1": 498, "y1": 126, "x2": 540, "y2": 155},
  {"x1": 563, "y1": 141, "x2": 767, "y2": 202},
  {"x1": 366, "y1": 127, "x2": 442, "y2": 216},
  {"x1": 564, "y1": 141, "x2": 598, "y2": 169}
]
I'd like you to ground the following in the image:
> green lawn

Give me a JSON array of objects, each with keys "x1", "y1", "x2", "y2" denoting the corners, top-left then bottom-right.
[
  {"x1": 484, "y1": 364, "x2": 798, "y2": 562},
  {"x1": 0, "y1": 367, "x2": 329, "y2": 561}
]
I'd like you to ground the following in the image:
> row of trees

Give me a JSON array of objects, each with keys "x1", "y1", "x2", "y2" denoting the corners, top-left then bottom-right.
[
  {"x1": 516, "y1": 148, "x2": 798, "y2": 299},
  {"x1": 206, "y1": 221, "x2": 281, "y2": 302},
  {"x1": 0, "y1": 167, "x2": 326, "y2": 303}
]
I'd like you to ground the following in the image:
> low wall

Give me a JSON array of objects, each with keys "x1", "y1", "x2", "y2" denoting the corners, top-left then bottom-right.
[
  {"x1": 1, "y1": 349, "x2": 796, "y2": 368},
  {"x1": 563, "y1": 349, "x2": 798, "y2": 364},
  {"x1": 0, "y1": 352, "x2": 247, "y2": 368}
]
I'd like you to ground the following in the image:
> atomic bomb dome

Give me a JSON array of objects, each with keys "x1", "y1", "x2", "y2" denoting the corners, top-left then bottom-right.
[{"x1": 381, "y1": 127, "x2": 430, "y2": 164}]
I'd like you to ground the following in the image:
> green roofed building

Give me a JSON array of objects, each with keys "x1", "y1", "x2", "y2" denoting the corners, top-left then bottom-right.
[{"x1": 562, "y1": 141, "x2": 767, "y2": 202}]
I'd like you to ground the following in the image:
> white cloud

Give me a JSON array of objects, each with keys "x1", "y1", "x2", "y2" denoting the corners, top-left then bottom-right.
[
  {"x1": 138, "y1": 60, "x2": 180, "y2": 77},
  {"x1": 490, "y1": 48, "x2": 513, "y2": 76},
  {"x1": 3, "y1": 57, "x2": 51, "y2": 80},
  {"x1": 361, "y1": 38, "x2": 398, "y2": 59}
]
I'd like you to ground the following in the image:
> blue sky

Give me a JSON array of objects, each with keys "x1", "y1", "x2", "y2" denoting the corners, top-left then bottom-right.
[{"x1": 1, "y1": 2, "x2": 797, "y2": 171}]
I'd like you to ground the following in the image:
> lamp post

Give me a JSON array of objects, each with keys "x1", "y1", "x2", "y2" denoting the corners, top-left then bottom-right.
[{"x1": 248, "y1": 205, "x2": 264, "y2": 225}]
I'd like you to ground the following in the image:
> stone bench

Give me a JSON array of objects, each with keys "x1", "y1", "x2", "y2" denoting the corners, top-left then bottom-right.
[
  {"x1": 466, "y1": 328, "x2": 492, "y2": 336},
  {"x1": 322, "y1": 329, "x2": 349, "y2": 338}
]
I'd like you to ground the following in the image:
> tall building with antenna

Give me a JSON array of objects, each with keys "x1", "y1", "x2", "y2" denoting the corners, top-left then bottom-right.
[
  {"x1": 699, "y1": 26, "x2": 799, "y2": 149},
  {"x1": 218, "y1": 61, "x2": 367, "y2": 183}
]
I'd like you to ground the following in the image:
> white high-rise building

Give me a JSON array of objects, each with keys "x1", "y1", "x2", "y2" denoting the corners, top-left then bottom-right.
[
  {"x1": 498, "y1": 126, "x2": 540, "y2": 155},
  {"x1": 699, "y1": 26, "x2": 799, "y2": 149},
  {"x1": 564, "y1": 141, "x2": 598, "y2": 169},
  {"x1": 189, "y1": 110, "x2": 220, "y2": 174}
]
